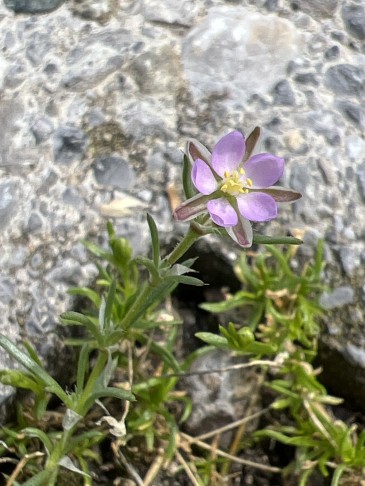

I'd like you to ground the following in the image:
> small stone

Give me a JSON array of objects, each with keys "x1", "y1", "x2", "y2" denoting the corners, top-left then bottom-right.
[
  {"x1": 47, "y1": 259, "x2": 83, "y2": 286},
  {"x1": 27, "y1": 213, "x2": 43, "y2": 233},
  {"x1": 342, "y1": 3, "x2": 365, "y2": 40},
  {"x1": 4, "y1": 61, "x2": 26, "y2": 88},
  {"x1": 357, "y1": 162, "x2": 365, "y2": 202},
  {"x1": 53, "y1": 125, "x2": 87, "y2": 164},
  {"x1": 71, "y1": 0, "x2": 115, "y2": 23},
  {"x1": 340, "y1": 245, "x2": 362, "y2": 276},
  {"x1": 336, "y1": 101, "x2": 365, "y2": 128},
  {"x1": 4, "y1": 0, "x2": 65, "y2": 13},
  {"x1": 0, "y1": 180, "x2": 17, "y2": 229},
  {"x1": 93, "y1": 155, "x2": 136, "y2": 190},
  {"x1": 325, "y1": 64, "x2": 365, "y2": 97},
  {"x1": 292, "y1": 0, "x2": 339, "y2": 18},
  {"x1": 324, "y1": 45, "x2": 339, "y2": 60},
  {"x1": 320, "y1": 286, "x2": 355, "y2": 310},
  {"x1": 26, "y1": 31, "x2": 54, "y2": 66},
  {"x1": 290, "y1": 164, "x2": 311, "y2": 195},
  {"x1": 182, "y1": 7, "x2": 299, "y2": 103},
  {"x1": 0, "y1": 276, "x2": 15, "y2": 305},
  {"x1": 272, "y1": 80, "x2": 295, "y2": 105},
  {"x1": 31, "y1": 116, "x2": 54, "y2": 144},
  {"x1": 345, "y1": 135, "x2": 365, "y2": 161},
  {"x1": 284, "y1": 129, "x2": 308, "y2": 154},
  {"x1": 62, "y1": 187, "x2": 84, "y2": 207},
  {"x1": 294, "y1": 72, "x2": 318, "y2": 85},
  {"x1": 142, "y1": 0, "x2": 199, "y2": 26},
  {"x1": 62, "y1": 41, "x2": 124, "y2": 90}
]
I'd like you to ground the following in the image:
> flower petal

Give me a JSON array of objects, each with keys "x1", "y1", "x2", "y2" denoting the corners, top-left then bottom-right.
[
  {"x1": 192, "y1": 159, "x2": 217, "y2": 195},
  {"x1": 174, "y1": 193, "x2": 210, "y2": 222},
  {"x1": 244, "y1": 154, "x2": 284, "y2": 187},
  {"x1": 257, "y1": 186, "x2": 302, "y2": 202},
  {"x1": 211, "y1": 131, "x2": 246, "y2": 177},
  {"x1": 237, "y1": 192, "x2": 277, "y2": 222},
  {"x1": 226, "y1": 214, "x2": 253, "y2": 247},
  {"x1": 186, "y1": 139, "x2": 212, "y2": 166},
  {"x1": 207, "y1": 198, "x2": 238, "y2": 227}
]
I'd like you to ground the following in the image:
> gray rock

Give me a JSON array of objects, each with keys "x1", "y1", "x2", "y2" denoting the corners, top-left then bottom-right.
[
  {"x1": 336, "y1": 100, "x2": 365, "y2": 128},
  {"x1": 31, "y1": 116, "x2": 54, "y2": 144},
  {"x1": 4, "y1": 61, "x2": 27, "y2": 88},
  {"x1": 0, "y1": 100, "x2": 24, "y2": 167},
  {"x1": 93, "y1": 155, "x2": 136, "y2": 190},
  {"x1": 319, "y1": 286, "x2": 355, "y2": 310},
  {"x1": 26, "y1": 31, "x2": 54, "y2": 66},
  {"x1": 324, "y1": 45, "x2": 340, "y2": 60},
  {"x1": 47, "y1": 259, "x2": 83, "y2": 286},
  {"x1": 62, "y1": 40, "x2": 124, "y2": 90},
  {"x1": 70, "y1": 0, "x2": 115, "y2": 23},
  {"x1": 184, "y1": 350, "x2": 261, "y2": 448},
  {"x1": 53, "y1": 125, "x2": 87, "y2": 164},
  {"x1": 182, "y1": 7, "x2": 299, "y2": 103},
  {"x1": 0, "y1": 180, "x2": 17, "y2": 229},
  {"x1": 342, "y1": 3, "x2": 365, "y2": 40},
  {"x1": 62, "y1": 187, "x2": 84, "y2": 207},
  {"x1": 340, "y1": 245, "x2": 362, "y2": 276},
  {"x1": 272, "y1": 80, "x2": 295, "y2": 105},
  {"x1": 325, "y1": 64, "x2": 365, "y2": 97},
  {"x1": 0, "y1": 277, "x2": 15, "y2": 305},
  {"x1": 292, "y1": 0, "x2": 339, "y2": 18},
  {"x1": 142, "y1": 0, "x2": 199, "y2": 26},
  {"x1": 358, "y1": 163, "x2": 365, "y2": 202},
  {"x1": 3, "y1": 0, "x2": 65, "y2": 13},
  {"x1": 27, "y1": 212, "x2": 43, "y2": 233}
]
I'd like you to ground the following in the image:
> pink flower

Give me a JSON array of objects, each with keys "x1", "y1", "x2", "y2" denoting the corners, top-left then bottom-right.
[{"x1": 174, "y1": 129, "x2": 301, "y2": 247}]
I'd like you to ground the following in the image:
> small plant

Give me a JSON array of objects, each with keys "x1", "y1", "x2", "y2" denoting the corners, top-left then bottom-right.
[{"x1": 0, "y1": 127, "x2": 333, "y2": 485}]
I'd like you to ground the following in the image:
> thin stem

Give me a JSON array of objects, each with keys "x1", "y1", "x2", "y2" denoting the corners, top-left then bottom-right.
[{"x1": 165, "y1": 224, "x2": 201, "y2": 265}]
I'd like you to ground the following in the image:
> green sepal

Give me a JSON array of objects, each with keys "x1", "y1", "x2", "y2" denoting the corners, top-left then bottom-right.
[{"x1": 182, "y1": 153, "x2": 197, "y2": 199}]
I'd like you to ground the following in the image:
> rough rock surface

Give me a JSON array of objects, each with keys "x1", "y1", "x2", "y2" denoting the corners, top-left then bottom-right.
[{"x1": 0, "y1": 0, "x2": 365, "y2": 411}]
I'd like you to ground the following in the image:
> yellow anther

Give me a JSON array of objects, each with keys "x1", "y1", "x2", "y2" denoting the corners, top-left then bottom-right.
[
  {"x1": 239, "y1": 168, "x2": 245, "y2": 175},
  {"x1": 246, "y1": 178, "x2": 253, "y2": 187}
]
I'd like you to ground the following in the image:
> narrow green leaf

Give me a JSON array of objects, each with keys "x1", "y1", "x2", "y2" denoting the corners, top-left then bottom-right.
[
  {"x1": 22, "y1": 470, "x2": 55, "y2": 486},
  {"x1": 195, "y1": 332, "x2": 228, "y2": 348},
  {"x1": 61, "y1": 312, "x2": 103, "y2": 343},
  {"x1": 104, "y1": 279, "x2": 116, "y2": 329},
  {"x1": 166, "y1": 275, "x2": 204, "y2": 286},
  {"x1": 83, "y1": 387, "x2": 134, "y2": 410},
  {"x1": 77, "y1": 345, "x2": 91, "y2": 393},
  {"x1": 81, "y1": 240, "x2": 113, "y2": 261},
  {"x1": 147, "y1": 213, "x2": 160, "y2": 267},
  {"x1": 0, "y1": 370, "x2": 43, "y2": 395},
  {"x1": 134, "y1": 257, "x2": 160, "y2": 281},
  {"x1": 0, "y1": 335, "x2": 70, "y2": 407},
  {"x1": 253, "y1": 235, "x2": 303, "y2": 245},
  {"x1": 22, "y1": 427, "x2": 53, "y2": 453},
  {"x1": 67, "y1": 287, "x2": 101, "y2": 307}
]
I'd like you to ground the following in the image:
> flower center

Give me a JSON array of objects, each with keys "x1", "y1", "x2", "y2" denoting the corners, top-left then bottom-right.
[{"x1": 220, "y1": 168, "x2": 253, "y2": 196}]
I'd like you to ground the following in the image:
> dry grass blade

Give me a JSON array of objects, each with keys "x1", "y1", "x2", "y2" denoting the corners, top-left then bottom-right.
[{"x1": 6, "y1": 452, "x2": 44, "y2": 486}]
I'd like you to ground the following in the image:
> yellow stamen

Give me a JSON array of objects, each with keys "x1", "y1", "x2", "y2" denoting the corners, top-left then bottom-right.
[{"x1": 220, "y1": 169, "x2": 253, "y2": 196}]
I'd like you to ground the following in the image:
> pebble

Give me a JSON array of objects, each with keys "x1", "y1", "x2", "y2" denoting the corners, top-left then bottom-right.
[
  {"x1": 53, "y1": 125, "x2": 87, "y2": 164},
  {"x1": 271, "y1": 80, "x2": 296, "y2": 106},
  {"x1": 182, "y1": 7, "x2": 299, "y2": 103},
  {"x1": 342, "y1": 3, "x2": 365, "y2": 40},
  {"x1": 93, "y1": 155, "x2": 136, "y2": 190},
  {"x1": 320, "y1": 286, "x2": 355, "y2": 310},
  {"x1": 0, "y1": 180, "x2": 17, "y2": 229},
  {"x1": 4, "y1": 0, "x2": 65, "y2": 14},
  {"x1": 325, "y1": 64, "x2": 365, "y2": 97}
]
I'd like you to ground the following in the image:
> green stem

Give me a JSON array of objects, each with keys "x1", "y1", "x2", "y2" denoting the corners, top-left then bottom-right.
[
  {"x1": 120, "y1": 224, "x2": 202, "y2": 331},
  {"x1": 77, "y1": 350, "x2": 108, "y2": 415},
  {"x1": 165, "y1": 224, "x2": 201, "y2": 265}
]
